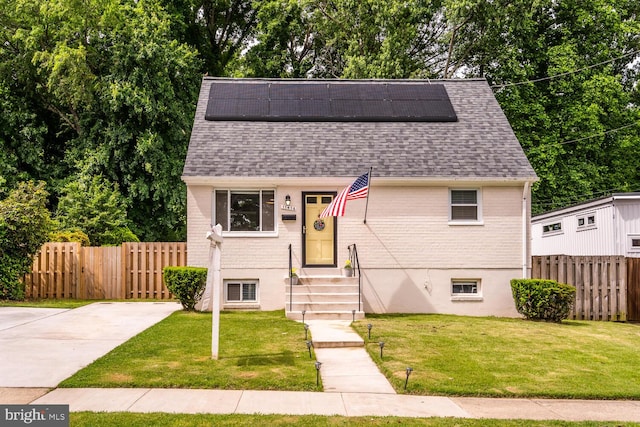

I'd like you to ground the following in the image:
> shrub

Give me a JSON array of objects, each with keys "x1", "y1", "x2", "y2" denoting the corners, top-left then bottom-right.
[
  {"x1": 511, "y1": 279, "x2": 576, "y2": 322},
  {"x1": 0, "y1": 181, "x2": 52, "y2": 300},
  {"x1": 49, "y1": 229, "x2": 91, "y2": 246},
  {"x1": 163, "y1": 267, "x2": 207, "y2": 311}
]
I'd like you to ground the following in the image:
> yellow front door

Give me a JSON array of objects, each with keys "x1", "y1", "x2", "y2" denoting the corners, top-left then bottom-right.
[{"x1": 304, "y1": 194, "x2": 336, "y2": 266}]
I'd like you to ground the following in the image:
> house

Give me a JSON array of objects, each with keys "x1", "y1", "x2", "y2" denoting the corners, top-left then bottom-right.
[
  {"x1": 532, "y1": 193, "x2": 640, "y2": 257},
  {"x1": 182, "y1": 77, "x2": 538, "y2": 319}
]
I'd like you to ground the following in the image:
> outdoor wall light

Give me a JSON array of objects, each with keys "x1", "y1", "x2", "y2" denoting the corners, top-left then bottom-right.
[
  {"x1": 304, "y1": 323, "x2": 309, "y2": 340},
  {"x1": 367, "y1": 323, "x2": 372, "y2": 339},
  {"x1": 404, "y1": 367, "x2": 413, "y2": 390},
  {"x1": 285, "y1": 194, "x2": 291, "y2": 206},
  {"x1": 315, "y1": 361, "x2": 322, "y2": 386},
  {"x1": 379, "y1": 341, "x2": 385, "y2": 358},
  {"x1": 306, "y1": 340, "x2": 313, "y2": 359}
]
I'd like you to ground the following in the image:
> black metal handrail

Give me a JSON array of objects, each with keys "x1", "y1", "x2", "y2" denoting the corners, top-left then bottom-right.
[
  {"x1": 347, "y1": 243, "x2": 361, "y2": 312},
  {"x1": 288, "y1": 243, "x2": 293, "y2": 312}
]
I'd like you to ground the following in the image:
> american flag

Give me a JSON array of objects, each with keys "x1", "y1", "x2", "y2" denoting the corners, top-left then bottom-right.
[{"x1": 320, "y1": 172, "x2": 370, "y2": 217}]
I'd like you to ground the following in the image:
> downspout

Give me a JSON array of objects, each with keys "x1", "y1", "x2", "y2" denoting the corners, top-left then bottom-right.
[{"x1": 522, "y1": 181, "x2": 531, "y2": 278}]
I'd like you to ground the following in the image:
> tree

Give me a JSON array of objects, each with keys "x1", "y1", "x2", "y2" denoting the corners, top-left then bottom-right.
[
  {"x1": 160, "y1": 0, "x2": 259, "y2": 76},
  {"x1": 0, "y1": 181, "x2": 52, "y2": 300},
  {"x1": 0, "y1": 0, "x2": 202, "y2": 240},
  {"x1": 55, "y1": 175, "x2": 138, "y2": 246}
]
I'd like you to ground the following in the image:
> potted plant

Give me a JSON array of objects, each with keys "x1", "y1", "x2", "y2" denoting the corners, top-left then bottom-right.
[
  {"x1": 343, "y1": 260, "x2": 353, "y2": 277},
  {"x1": 290, "y1": 268, "x2": 299, "y2": 285}
]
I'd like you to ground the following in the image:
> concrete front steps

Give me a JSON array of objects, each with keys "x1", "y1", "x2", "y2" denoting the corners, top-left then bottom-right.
[{"x1": 285, "y1": 274, "x2": 365, "y2": 321}]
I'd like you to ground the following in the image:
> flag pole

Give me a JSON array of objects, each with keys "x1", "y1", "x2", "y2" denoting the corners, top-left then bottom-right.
[{"x1": 363, "y1": 167, "x2": 373, "y2": 224}]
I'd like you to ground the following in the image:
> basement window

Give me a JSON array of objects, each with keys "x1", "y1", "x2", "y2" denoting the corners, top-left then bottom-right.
[
  {"x1": 225, "y1": 280, "x2": 258, "y2": 303},
  {"x1": 451, "y1": 279, "x2": 483, "y2": 301}
]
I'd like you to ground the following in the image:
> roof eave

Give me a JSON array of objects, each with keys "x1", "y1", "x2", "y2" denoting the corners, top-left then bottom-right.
[{"x1": 182, "y1": 175, "x2": 538, "y2": 187}]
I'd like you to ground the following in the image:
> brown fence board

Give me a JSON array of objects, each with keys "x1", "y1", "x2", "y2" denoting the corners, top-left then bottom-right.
[
  {"x1": 628, "y1": 258, "x2": 640, "y2": 321},
  {"x1": 532, "y1": 255, "x2": 627, "y2": 321},
  {"x1": 24, "y1": 242, "x2": 186, "y2": 300}
]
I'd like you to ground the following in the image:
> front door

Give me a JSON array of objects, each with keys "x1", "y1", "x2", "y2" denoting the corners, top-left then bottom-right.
[{"x1": 303, "y1": 193, "x2": 336, "y2": 266}]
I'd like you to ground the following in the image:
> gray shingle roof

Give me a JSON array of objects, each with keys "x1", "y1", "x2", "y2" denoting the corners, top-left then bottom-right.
[{"x1": 183, "y1": 78, "x2": 537, "y2": 180}]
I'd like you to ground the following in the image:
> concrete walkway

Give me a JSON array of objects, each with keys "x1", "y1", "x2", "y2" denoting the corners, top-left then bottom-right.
[{"x1": 306, "y1": 320, "x2": 396, "y2": 394}]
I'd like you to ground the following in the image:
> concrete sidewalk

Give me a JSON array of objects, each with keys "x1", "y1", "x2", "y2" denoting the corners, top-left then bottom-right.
[{"x1": 11, "y1": 388, "x2": 638, "y2": 422}]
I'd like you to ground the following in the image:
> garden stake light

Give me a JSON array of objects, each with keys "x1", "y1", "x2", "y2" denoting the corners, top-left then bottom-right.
[
  {"x1": 367, "y1": 323, "x2": 372, "y2": 339},
  {"x1": 379, "y1": 341, "x2": 385, "y2": 359},
  {"x1": 315, "y1": 361, "x2": 322, "y2": 386},
  {"x1": 304, "y1": 323, "x2": 309, "y2": 340},
  {"x1": 352, "y1": 309, "x2": 355, "y2": 322},
  {"x1": 404, "y1": 367, "x2": 413, "y2": 390},
  {"x1": 302, "y1": 310, "x2": 306, "y2": 324},
  {"x1": 306, "y1": 340, "x2": 313, "y2": 359}
]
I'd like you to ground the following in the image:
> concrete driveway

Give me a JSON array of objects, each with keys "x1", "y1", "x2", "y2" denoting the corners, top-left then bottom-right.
[{"x1": 0, "y1": 302, "x2": 181, "y2": 387}]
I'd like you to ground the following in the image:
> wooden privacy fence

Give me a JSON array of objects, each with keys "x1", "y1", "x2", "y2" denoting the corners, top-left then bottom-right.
[
  {"x1": 23, "y1": 242, "x2": 187, "y2": 299},
  {"x1": 531, "y1": 255, "x2": 627, "y2": 321}
]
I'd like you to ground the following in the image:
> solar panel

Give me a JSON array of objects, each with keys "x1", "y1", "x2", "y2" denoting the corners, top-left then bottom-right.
[{"x1": 205, "y1": 81, "x2": 458, "y2": 122}]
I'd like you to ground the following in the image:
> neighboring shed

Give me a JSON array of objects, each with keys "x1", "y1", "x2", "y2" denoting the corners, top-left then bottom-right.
[
  {"x1": 182, "y1": 77, "x2": 538, "y2": 319},
  {"x1": 531, "y1": 193, "x2": 640, "y2": 257}
]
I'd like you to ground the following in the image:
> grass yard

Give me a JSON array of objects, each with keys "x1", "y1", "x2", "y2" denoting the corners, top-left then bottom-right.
[
  {"x1": 353, "y1": 314, "x2": 640, "y2": 399},
  {"x1": 0, "y1": 299, "x2": 92, "y2": 309},
  {"x1": 60, "y1": 310, "x2": 320, "y2": 390},
  {"x1": 70, "y1": 413, "x2": 639, "y2": 427}
]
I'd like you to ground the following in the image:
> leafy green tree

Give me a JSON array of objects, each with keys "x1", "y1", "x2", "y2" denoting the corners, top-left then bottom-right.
[
  {"x1": 55, "y1": 175, "x2": 138, "y2": 246},
  {"x1": 0, "y1": 181, "x2": 52, "y2": 300},
  {"x1": 484, "y1": 0, "x2": 640, "y2": 213},
  {"x1": 160, "y1": 0, "x2": 258, "y2": 76},
  {"x1": 0, "y1": 0, "x2": 202, "y2": 240}
]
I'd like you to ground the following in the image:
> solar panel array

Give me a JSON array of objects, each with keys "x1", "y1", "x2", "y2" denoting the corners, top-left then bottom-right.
[{"x1": 205, "y1": 82, "x2": 458, "y2": 122}]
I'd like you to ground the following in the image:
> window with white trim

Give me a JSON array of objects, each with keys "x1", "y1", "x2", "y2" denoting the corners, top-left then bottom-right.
[
  {"x1": 628, "y1": 235, "x2": 640, "y2": 253},
  {"x1": 449, "y1": 189, "x2": 480, "y2": 222},
  {"x1": 225, "y1": 280, "x2": 258, "y2": 303},
  {"x1": 576, "y1": 212, "x2": 596, "y2": 231},
  {"x1": 451, "y1": 279, "x2": 482, "y2": 301},
  {"x1": 215, "y1": 190, "x2": 275, "y2": 232},
  {"x1": 542, "y1": 221, "x2": 562, "y2": 235}
]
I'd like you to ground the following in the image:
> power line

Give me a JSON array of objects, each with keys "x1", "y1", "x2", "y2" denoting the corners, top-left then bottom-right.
[
  {"x1": 555, "y1": 121, "x2": 640, "y2": 146},
  {"x1": 491, "y1": 49, "x2": 640, "y2": 89}
]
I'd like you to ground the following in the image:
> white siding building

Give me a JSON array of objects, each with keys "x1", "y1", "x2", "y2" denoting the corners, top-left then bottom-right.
[{"x1": 531, "y1": 193, "x2": 640, "y2": 257}]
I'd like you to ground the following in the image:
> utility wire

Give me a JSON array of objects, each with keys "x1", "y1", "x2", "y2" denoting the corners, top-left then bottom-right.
[
  {"x1": 491, "y1": 49, "x2": 640, "y2": 89},
  {"x1": 555, "y1": 121, "x2": 640, "y2": 145}
]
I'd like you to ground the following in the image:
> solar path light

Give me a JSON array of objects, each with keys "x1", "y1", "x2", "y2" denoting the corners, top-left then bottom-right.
[
  {"x1": 304, "y1": 323, "x2": 309, "y2": 340},
  {"x1": 404, "y1": 367, "x2": 413, "y2": 390},
  {"x1": 352, "y1": 309, "x2": 355, "y2": 322},
  {"x1": 301, "y1": 310, "x2": 306, "y2": 324},
  {"x1": 306, "y1": 340, "x2": 313, "y2": 359},
  {"x1": 315, "y1": 361, "x2": 322, "y2": 386},
  {"x1": 367, "y1": 323, "x2": 372, "y2": 339},
  {"x1": 379, "y1": 341, "x2": 385, "y2": 359}
]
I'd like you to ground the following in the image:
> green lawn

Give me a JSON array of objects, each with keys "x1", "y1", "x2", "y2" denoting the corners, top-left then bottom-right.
[
  {"x1": 70, "y1": 413, "x2": 638, "y2": 427},
  {"x1": 0, "y1": 299, "x2": 92, "y2": 309},
  {"x1": 60, "y1": 309, "x2": 640, "y2": 400},
  {"x1": 353, "y1": 314, "x2": 640, "y2": 399},
  {"x1": 60, "y1": 310, "x2": 320, "y2": 390}
]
